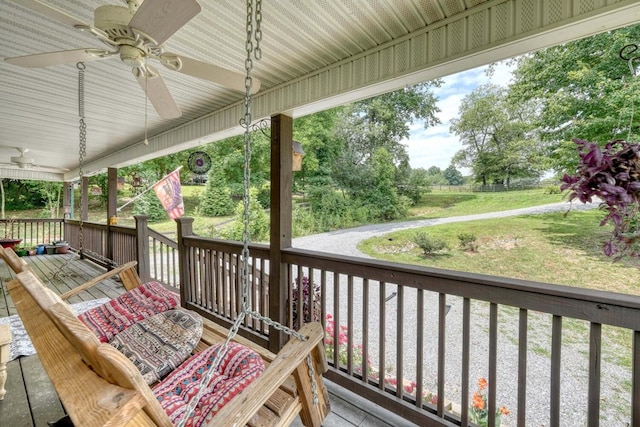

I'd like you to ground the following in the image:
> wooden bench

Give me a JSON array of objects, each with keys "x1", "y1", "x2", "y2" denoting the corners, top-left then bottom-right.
[{"x1": 8, "y1": 270, "x2": 330, "y2": 426}]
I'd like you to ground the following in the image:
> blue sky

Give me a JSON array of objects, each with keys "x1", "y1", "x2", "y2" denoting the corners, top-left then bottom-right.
[{"x1": 403, "y1": 63, "x2": 515, "y2": 174}]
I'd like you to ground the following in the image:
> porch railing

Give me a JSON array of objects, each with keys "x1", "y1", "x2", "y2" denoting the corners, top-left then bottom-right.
[
  {"x1": 177, "y1": 232, "x2": 271, "y2": 349},
  {"x1": 64, "y1": 216, "x2": 179, "y2": 289},
  {"x1": 0, "y1": 218, "x2": 64, "y2": 246},
  {"x1": 175, "y1": 221, "x2": 640, "y2": 427}
]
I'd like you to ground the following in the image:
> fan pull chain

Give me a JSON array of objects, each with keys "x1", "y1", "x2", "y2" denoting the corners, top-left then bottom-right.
[{"x1": 144, "y1": 59, "x2": 149, "y2": 145}]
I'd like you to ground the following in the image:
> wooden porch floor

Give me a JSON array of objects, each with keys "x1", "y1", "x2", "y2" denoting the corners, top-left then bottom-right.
[{"x1": 0, "y1": 254, "x2": 414, "y2": 427}]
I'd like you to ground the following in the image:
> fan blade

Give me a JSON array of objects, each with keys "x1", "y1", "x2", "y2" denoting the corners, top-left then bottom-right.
[
  {"x1": 5, "y1": 48, "x2": 115, "y2": 68},
  {"x1": 134, "y1": 66, "x2": 181, "y2": 119},
  {"x1": 9, "y1": 0, "x2": 89, "y2": 28},
  {"x1": 129, "y1": 0, "x2": 201, "y2": 45},
  {"x1": 167, "y1": 55, "x2": 261, "y2": 94}
]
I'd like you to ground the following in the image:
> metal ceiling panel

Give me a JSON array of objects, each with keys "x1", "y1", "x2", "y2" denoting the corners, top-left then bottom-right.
[{"x1": 1, "y1": 0, "x2": 639, "y2": 181}]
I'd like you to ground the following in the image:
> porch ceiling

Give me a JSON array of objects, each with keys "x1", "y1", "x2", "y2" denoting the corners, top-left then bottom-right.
[{"x1": 1, "y1": 0, "x2": 640, "y2": 182}]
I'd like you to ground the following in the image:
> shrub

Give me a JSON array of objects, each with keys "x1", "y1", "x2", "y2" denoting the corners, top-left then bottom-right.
[
  {"x1": 222, "y1": 188, "x2": 269, "y2": 242},
  {"x1": 133, "y1": 190, "x2": 167, "y2": 222},
  {"x1": 457, "y1": 232, "x2": 478, "y2": 251},
  {"x1": 413, "y1": 232, "x2": 448, "y2": 256},
  {"x1": 543, "y1": 185, "x2": 561, "y2": 195},
  {"x1": 199, "y1": 167, "x2": 234, "y2": 217}
]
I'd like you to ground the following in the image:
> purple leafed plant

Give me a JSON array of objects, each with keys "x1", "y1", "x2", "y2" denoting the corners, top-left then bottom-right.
[
  {"x1": 292, "y1": 276, "x2": 321, "y2": 330},
  {"x1": 561, "y1": 138, "x2": 640, "y2": 258}
]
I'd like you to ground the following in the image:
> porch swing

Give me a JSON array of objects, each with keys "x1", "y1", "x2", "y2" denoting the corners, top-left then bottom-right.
[{"x1": 6, "y1": 2, "x2": 330, "y2": 426}]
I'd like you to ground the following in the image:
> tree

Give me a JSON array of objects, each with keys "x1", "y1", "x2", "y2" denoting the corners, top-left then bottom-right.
[
  {"x1": 40, "y1": 182, "x2": 62, "y2": 218},
  {"x1": 333, "y1": 82, "x2": 442, "y2": 199},
  {"x1": 451, "y1": 84, "x2": 545, "y2": 185},
  {"x1": 199, "y1": 166, "x2": 234, "y2": 217},
  {"x1": 508, "y1": 24, "x2": 640, "y2": 174},
  {"x1": 443, "y1": 165, "x2": 464, "y2": 185},
  {"x1": 399, "y1": 167, "x2": 432, "y2": 205},
  {"x1": 293, "y1": 108, "x2": 342, "y2": 190},
  {"x1": 365, "y1": 148, "x2": 408, "y2": 220}
]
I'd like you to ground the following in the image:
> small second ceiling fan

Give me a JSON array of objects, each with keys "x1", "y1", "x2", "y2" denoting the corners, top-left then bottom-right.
[
  {"x1": 0, "y1": 147, "x2": 70, "y2": 172},
  {"x1": 5, "y1": 0, "x2": 261, "y2": 119}
]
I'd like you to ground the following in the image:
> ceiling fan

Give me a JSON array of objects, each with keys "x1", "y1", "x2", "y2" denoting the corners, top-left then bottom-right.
[
  {"x1": 0, "y1": 147, "x2": 70, "y2": 172},
  {"x1": 4, "y1": 0, "x2": 261, "y2": 119}
]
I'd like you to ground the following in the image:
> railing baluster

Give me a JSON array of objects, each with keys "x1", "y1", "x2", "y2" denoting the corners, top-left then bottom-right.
[
  {"x1": 296, "y1": 264, "x2": 303, "y2": 328},
  {"x1": 489, "y1": 302, "x2": 498, "y2": 427},
  {"x1": 461, "y1": 297, "x2": 470, "y2": 426},
  {"x1": 347, "y1": 275, "x2": 354, "y2": 375},
  {"x1": 251, "y1": 257, "x2": 258, "y2": 329},
  {"x1": 379, "y1": 281, "x2": 386, "y2": 391},
  {"x1": 551, "y1": 315, "x2": 563, "y2": 426},
  {"x1": 333, "y1": 272, "x2": 340, "y2": 369},
  {"x1": 362, "y1": 278, "x2": 370, "y2": 384},
  {"x1": 416, "y1": 289, "x2": 424, "y2": 409},
  {"x1": 261, "y1": 258, "x2": 268, "y2": 332},
  {"x1": 588, "y1": 323, "x2": 601, "y2": 427},
  {"x1": 217, "y1": 250, "x2": 223, "y2": 313},
  {"x1": 634, "y1": 331, "x2": 640, "y2": 426},
  {"x1": 437, "y1": 293, "x2": 446, "y2": 417},
  {"x1": 396, "y1": 285, "x2": 404, "y2": 399},
  {"x1": 207, "y1": 248, "x2": 214, "y2": 310},
  {"x1": 518, "y1": 308, "x2": 528, "y2": 427},
  {"x1": 320, "y1": 269, "x2": 327, "y2": 328}
]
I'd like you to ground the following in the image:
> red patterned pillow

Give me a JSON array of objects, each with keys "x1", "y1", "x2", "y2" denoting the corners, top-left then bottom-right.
[
  {"x1": 78, "y1": 281, "x2": 180, "y2": 343},
  {"x1": 153, "y1": 342, "x2": 265, "y2": 427}
]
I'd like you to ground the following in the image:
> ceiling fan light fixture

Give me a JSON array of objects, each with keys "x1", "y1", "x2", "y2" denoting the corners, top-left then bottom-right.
[{"x1": 120, "y1": 45, "x2": 145, "y2": 67}]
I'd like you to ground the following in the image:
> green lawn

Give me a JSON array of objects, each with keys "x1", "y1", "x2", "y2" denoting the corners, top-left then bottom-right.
[
  {"x1": 358, "y1": 210, "x2": 640, "y2": 296},
  {"x1": 408, "y1": 188, "x2": 565, "y2": 219}
]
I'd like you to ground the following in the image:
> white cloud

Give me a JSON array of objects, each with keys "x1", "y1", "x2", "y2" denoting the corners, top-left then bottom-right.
[{"x1": 406, "y1": 62, "x2": 515, "y2": 174}]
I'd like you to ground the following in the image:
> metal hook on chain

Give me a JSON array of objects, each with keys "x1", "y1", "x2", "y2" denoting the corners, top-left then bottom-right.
[{"x1": 619, "y1": 43, "x2": 640, "y2": 76}]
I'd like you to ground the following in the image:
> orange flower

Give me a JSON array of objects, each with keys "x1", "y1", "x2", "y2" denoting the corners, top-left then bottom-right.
[
  {"x1": 472, "y1": 391, "x2": 485, "y2": 410},
  {"x1": 500, "y1": 406, "x2": 510, "y2": 415},
  {"x1": 477, "y1": 377, "x2": 488, "y2": 391}
]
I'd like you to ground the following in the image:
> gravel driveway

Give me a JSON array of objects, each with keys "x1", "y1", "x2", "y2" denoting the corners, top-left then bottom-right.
[{"x1": 291, "y1": 200, "x2": 632, "y2": 426}]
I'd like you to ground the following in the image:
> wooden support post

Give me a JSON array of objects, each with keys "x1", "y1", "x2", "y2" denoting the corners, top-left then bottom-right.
[
  {"x1": 269, "y1": 113, "x2": 293, "y2": 352},
  {"x1": 176, "y1": 217, "x2": 194, "y2": 309},
  {"x1": 62, "y1": 181, "x2": 72, "y2": 219},
  {"x1": 81, "y1": 177, "x2": 89, "y2": 221},
  {"x1": 106, "y1": 168, "x2": 118, "y2": 269},
  {"x1": 134, "y1": 215, "x2": 151, "y2": 283},
  {"x1": 107, "y1": 168, "x2": 118, "y2": 223}
]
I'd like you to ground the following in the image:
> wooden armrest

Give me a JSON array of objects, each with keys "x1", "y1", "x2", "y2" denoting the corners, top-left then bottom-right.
[
  {"x1": 211, "y1": 323, "x2": 326, "y2": 427},
  {"x1": 60, "y1": 261, "x2": 138, "y2": 300}
]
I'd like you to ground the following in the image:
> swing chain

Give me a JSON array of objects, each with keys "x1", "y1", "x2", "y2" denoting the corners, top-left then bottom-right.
[
  {"x1": 48, "y1": 63, "x2": 87, "y2": 285},
  {"x1": 178, "y1": 2, "x2": 319, "y2": 423},
  {"x1": 78, "y1": 62, "x2": 86, "y2": 254}
]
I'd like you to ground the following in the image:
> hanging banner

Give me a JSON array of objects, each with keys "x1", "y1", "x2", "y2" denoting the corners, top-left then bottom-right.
[{"x1": 153, "y1": 168, "x2": 184, "y2": 219}]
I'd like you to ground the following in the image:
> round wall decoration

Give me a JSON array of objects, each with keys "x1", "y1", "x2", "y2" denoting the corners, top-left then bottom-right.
[{"x1": 187, "y1": 151, "x2": 212, "y2": 174}]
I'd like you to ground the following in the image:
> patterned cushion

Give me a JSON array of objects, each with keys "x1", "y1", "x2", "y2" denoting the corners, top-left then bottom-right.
[
  {"x1": 109, "y1": 308, "x2": 203, "y2": 385},
  {"x1": 78, "y1": 281, "x2": 180, "y2": 343},
  {"x1": 153, "y1": 342, "x2": 265, "y2": 427}
]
